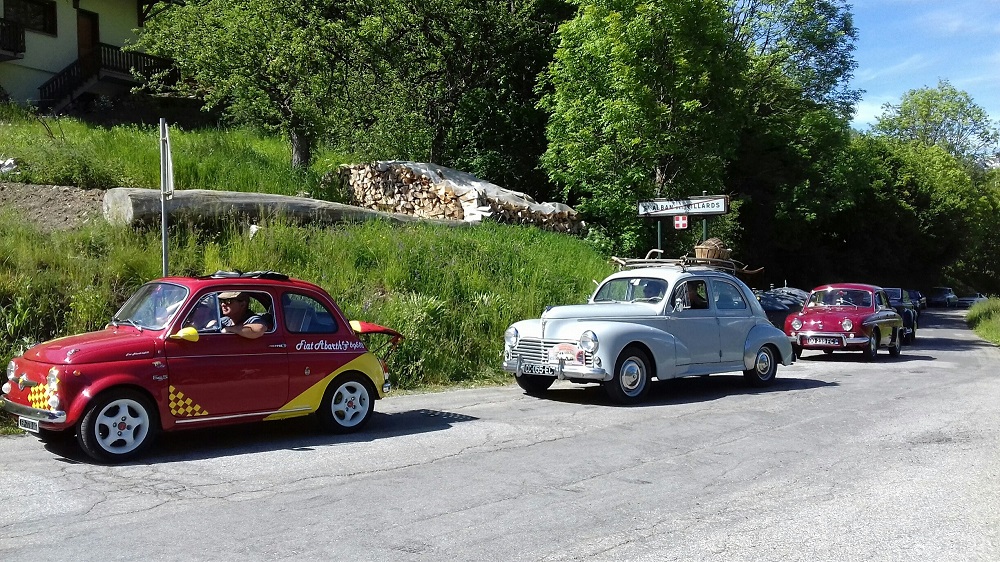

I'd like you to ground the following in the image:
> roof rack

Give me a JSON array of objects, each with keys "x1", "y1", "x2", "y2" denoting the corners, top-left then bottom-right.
[
  {"x1": 611, "y1": 249, "x2": 763, "y2": 275},
  {"x1": 204, "y1": 270, "x2": 290, "y2": 281}
]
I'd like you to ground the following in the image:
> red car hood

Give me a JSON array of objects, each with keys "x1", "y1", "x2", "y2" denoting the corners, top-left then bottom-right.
[
  {"x1": 786, "y1": 306, "x2": 874, "y2": 330},
  {"x1": 20, "y1": 327, "x2": 159, "y2": 366}
]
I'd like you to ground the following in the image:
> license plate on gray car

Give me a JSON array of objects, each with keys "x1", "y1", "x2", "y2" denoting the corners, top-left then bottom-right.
[
  {"x1": 521, "y1": 363, "x2": 555, "y2": 376},
  {"x1": 18, "y1": 417, "x2": 39, "y2": 433}
]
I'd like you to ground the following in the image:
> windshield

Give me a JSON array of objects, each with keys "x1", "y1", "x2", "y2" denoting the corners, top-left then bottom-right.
[
  {"x1": 884, "y1": 288, "x2": 901, "y2": 299},
  {"x1": 806, "y1": 288, "x2": 873, "y2": 308},
  {"x1": 113, "y1": 282, "x2": 189, "y2": 330},
  {"x1": 593, "y1": 277, "x2": 668, "y2": 303}
]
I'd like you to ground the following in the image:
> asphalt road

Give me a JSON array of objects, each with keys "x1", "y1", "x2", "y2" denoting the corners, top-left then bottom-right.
[{"x1": 2, "y1": 308, "x2": 998, "y2": 561}]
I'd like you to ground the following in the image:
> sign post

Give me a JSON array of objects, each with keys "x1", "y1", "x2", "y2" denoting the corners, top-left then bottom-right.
[
  {"x1": 638, "y1": 195, "x2": 729, "y2": 250},
  {"x1": 159, "y1": 118, "x2": 174, "y2": 277}
]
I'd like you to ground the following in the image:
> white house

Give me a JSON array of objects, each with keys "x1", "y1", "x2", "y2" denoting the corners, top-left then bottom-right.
[{"x1": 0, "y1": 0, "x2": 169, "y2": 111}]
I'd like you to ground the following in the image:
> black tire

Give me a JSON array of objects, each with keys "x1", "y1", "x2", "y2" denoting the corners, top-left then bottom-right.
[
  {"x1": 863, "y1": 330, "x2": 879, "y2": 361},
  {"x1": 823, "y1": 349, "x2": 834, "y2": 355},
  {"x1": 889, "y1": 328, "x2": 902, "y2": 357},
  {"x1": 743, "y1": 345, "x2": 777, "y2": 387},
  {"x1": 317, "y1": 373, "x2": 375, "y2": 433},
  {"x1": 792, "y1": 344, "x2": 802, "y2": 359},
  {"x1": 77, "y1": 389, "x2": 159, "y2": 463},
  {"x1": 603, "y1": 346, "x2": 651, "y2": 405},
  {"x1": 515, "y1": 374, "x2": 556, "y2": 395}
]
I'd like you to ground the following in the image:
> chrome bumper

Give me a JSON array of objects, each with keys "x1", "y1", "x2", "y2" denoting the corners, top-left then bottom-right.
[
  {"x1": 502, "y1": 358, "x2": 609, "y2": 382},
  {"x1": 0, "y1": 396, "x2": 67, "y2": 424}
]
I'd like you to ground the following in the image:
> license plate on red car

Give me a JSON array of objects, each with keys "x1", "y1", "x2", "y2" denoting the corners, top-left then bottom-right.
[
  {"x1": 18, "y1": 417, "x2": 39, "y2": 433},
  {"x1": 807, "y1": 337, "x2": 840, "y2": 346},
  {"x1": 521, "y1": 363, "x2": 555, "y2": 376}
]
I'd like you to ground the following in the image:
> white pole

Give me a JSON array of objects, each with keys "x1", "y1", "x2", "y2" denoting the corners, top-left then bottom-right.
[{"x1": 159, "y1": 118, "x2": 169, "y2": 277}]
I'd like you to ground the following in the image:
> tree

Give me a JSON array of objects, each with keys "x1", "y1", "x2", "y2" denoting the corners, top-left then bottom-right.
[
  {"x1": 874, "y1": 80, "x2": 1000, "y2": 164},
  {"x1": 135, "y1": 0, "x2": 368, "y2": 169},
  {"x1": 539, "y1": 0, "x2": 746, "y2": 255}
]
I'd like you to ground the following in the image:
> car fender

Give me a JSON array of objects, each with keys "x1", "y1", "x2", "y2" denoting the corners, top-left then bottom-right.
[
  {"x1": 744, "y1": 323, "x2": 794, "y2": 367},
  {"x1": 576, "y1": 320, "x2": 679, "y2": 381},
  {"x1": 64, "y1": 374, "x2": 162, "y2": 429}
]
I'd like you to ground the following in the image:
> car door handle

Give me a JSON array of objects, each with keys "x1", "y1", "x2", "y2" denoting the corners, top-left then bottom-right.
[{"x1": 269, "y1": 343, "x2": 286, "y2": 349}]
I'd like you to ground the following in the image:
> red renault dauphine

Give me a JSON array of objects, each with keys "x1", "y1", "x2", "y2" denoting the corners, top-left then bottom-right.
[
  {"x1": 1, "y1": 271, "x2": 401, "y2": 463},
  {"x1": 784, "y1": 283, "x2": 903, "y2": 360}
]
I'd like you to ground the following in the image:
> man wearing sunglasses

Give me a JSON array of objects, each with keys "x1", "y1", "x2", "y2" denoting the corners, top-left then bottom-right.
[{"x1": 219, "y1": 291, "x2": 268, "y2": 339}]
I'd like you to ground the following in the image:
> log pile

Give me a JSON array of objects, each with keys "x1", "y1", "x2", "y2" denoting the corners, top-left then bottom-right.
[{"x1": 338, "y1": 161, "x2": 585, "y2": 234}]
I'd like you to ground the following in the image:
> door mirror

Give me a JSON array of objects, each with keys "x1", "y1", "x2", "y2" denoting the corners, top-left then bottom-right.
[{"x1": 169, "y1": 326, "x2": 200, "y2": 342}]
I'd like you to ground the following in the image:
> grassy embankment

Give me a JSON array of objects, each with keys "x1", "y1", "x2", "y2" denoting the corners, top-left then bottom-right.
[
  {"x1": 0, "y1": 106, "x2": 614, "y2": 434},
  {"x1": 966, "y1": 299, "x2": 1000, "y2": 346}
]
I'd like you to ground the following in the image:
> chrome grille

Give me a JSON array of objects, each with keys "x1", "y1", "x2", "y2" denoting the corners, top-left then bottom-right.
[{"x1": 511, "y1": 338, "x2": 594, "y2": 366}]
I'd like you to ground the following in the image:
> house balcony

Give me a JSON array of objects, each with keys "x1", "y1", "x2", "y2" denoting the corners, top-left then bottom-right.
[
  {"x1": 0, "y1": 18, "x2": 26, "y2": 61},
  {"x1": 38, "y1": 43, "x2": 174, "y2": 112}
]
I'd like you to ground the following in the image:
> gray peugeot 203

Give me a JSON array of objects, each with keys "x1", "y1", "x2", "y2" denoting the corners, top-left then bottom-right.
[{"x1": 503, "y1": 256, "x2": 794, "y2": 404}]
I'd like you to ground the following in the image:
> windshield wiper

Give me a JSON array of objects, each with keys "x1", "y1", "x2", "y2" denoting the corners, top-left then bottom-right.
[{"x1": 112, "y1": 317, "x2": 143, "y2": 332}]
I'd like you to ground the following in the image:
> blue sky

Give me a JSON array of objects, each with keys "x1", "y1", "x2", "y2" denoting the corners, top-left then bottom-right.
[{"x1": 848, "y1": 0, "x2": 1000, "y2": 130}]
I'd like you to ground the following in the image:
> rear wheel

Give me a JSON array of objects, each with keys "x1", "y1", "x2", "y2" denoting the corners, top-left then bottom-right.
[
  {"x1": 317, "y1": 373, "x2": 374, "y2": 433},
  {"x1": 603, "y1": 346, "x2": 651, "y2": 405},
  {"x1": 515, "y1": 374, "x2": 555, "y2": 396},
  {"x1": 743, "y1": 345, "x2": 777, "y2": 387},
  {"x1": 889, "y1": 329, "x2": 902, "y2": 357},
  {"x1": 77, "y1": 390, "x2": 158, "y2": 463}
]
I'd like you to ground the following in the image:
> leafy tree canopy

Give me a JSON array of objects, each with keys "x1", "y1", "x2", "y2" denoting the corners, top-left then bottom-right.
[{"x1": 874, "y1": 79, "x2": 1000, "y2": 165}]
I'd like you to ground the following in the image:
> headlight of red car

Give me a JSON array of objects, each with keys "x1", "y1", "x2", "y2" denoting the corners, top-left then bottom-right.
[
  {"x1": 791, "y1": 318, "x2": 802, "y2": 331},
  {"x1": 841, "y1": 318, "x2": 853, "y2": 331}
]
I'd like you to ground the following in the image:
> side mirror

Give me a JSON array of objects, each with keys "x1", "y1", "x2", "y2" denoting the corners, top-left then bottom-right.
[{"x1": 169, "y1": 326, "x2": 200, "y2": 342}]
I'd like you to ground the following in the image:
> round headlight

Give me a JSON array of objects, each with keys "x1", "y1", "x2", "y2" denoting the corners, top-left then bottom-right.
[
  {"x1": 841, "y1": 318, "x2": 853, "y2": 331},
  {"x1": 504, "y1": 326, "x2": 519, "y2": 348},
  {"x1": 791, "y1": 318, "x2": 802, "y2": 331},
  {"x1": 6, "y1": 361, "x2": 15, "y2": 381},
  {"x1": 579, "y1": 330, "x2": 599, "y2": 353}
]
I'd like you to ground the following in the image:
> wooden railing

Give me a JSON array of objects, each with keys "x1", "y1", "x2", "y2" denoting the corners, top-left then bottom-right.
[
  {"x1": 0, "y1": 18, "x2": 26, "y2": 55},
  {"x1": 38, "y1": 43, "x2": 173, "y2": 109}
]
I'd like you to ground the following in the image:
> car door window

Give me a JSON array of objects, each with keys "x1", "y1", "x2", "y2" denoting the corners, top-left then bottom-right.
[
  {"x1": 282, "y1": 292, "x2": 338, "y2": 334},
  {"x1": 714, "y1": 281, "x2": 747, "y2": 310},
  {"x1": 673, "y1": 280, "x2": 710, "y2": 310}
]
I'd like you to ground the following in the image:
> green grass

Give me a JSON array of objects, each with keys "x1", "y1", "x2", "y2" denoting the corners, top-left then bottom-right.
[
  {"x1": 0, "y1": 103, "x2": 350, "y2": 198},
  {"x1": 967, "y1": 299, "x2": 1000, "y2": 346}
]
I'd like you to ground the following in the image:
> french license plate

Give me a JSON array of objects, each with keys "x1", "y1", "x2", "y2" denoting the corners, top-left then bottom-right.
[
  {"x1": 521, "y1": 363, "x2": 555, "y2": 376},
  {"x1": 807, "y1": 336, "x2": 840, "y2": 346},
  {"x1": 18, "y1": 417, "x2": 39, "y2": 433}
]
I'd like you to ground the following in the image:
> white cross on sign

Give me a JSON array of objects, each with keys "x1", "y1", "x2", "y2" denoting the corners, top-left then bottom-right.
[{"x1": 674, "y1": 215, "x2": 688, "y2": 229}]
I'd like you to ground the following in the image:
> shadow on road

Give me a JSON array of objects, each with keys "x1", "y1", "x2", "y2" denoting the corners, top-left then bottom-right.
[
  {"x1": 531, "y1": 373, "x2": 835, "y2": 408},
  {"x1": 42, "y1": 407, "x2": 479, "y2": 465}
]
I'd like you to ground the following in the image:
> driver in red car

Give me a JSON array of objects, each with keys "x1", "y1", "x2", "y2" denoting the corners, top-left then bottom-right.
[{"x1": 219, "y1": 291, "x2": 268, "y2": 339}]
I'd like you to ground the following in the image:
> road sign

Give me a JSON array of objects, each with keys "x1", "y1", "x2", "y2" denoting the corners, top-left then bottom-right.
[
  {"x1": 674, "y1": 215, "x2": 688, "y2": 229},
  {"x1": 638, "y1": 195, "x2": 729, "y2": 217}
]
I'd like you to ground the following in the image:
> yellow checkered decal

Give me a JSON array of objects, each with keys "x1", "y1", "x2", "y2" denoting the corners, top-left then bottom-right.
[
  {"x1": 27, "y1": 384, "x2": 53, "y2": 410},
  {"x1": 168, "y1": 385, "x2": 209, "y2": 417}
]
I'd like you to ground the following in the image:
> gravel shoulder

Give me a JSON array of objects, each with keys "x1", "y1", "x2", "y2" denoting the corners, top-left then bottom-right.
[{"x1": 0, "y1": 182, "x2": 106, "y2": 232}]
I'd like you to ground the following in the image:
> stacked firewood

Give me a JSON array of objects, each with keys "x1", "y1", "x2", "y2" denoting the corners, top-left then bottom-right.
[{"x1": 338, "y1": 161, "x2": 585, "y2": 234}]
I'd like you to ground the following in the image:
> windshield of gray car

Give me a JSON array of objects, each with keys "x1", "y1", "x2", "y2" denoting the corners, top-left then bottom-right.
[{"x1": 593, "y1": 278, "x2": 668, "y2": 303}]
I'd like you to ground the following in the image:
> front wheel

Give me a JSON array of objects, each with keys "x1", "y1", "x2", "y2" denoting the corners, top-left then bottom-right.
[
  {"x1": 317, "y1": 374, "x2": 374, "y2": 433},
  {"x1": 863, "y1": 331, "x2": 879, "y2": 361},
  {"x1": 515, "y1": 374, "x2": 555, "y2": 396},
  {"x1": 744, "y1": 345, "x2": 777, "y2": 387},
  {"x1": 889, "y1": 329, "x2": 902, "y2": 357},
  {"x1": 77, "y1": 390, "x2": 158, "y2": 463},
  {"x1": 603, "y1": 347, "x2": 651, "y2": 405}
]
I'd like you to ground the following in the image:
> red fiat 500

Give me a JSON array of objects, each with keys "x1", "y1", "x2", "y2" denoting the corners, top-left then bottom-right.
[
  {"x1": 1, "y1": 271, "x2": 401, "y2": 463},
  {"x1": 784, "y1": 283, "x2": 903, "y2": 360}
]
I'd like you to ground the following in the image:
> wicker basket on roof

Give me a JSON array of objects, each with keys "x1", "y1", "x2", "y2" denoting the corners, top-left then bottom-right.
[{"x1": 694, "y1": 237, "x2": 731, "y2": 260}]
